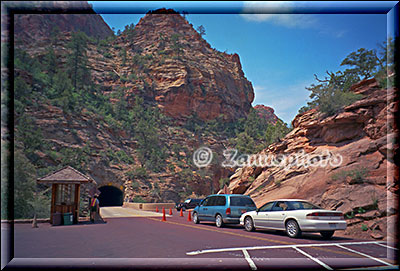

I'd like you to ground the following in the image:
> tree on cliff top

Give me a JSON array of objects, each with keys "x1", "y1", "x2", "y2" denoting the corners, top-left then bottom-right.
[
  {"x1": 299, "y1": 40, "x2": 393, "y2": 116},
  {"x1": 196, "y1": 25, "x2": 206, "y2": 37},
  {"x1": 340, "y1": 48, "x2": 380, "y2": 80}
]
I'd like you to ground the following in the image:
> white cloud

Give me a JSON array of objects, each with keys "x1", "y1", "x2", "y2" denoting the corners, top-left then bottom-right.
[
  {"x1": 240, "y1": 1, "x2": 318, "y2": 28},
  {"x1": 253, "y1": 85, "x2": 266, "y2": 92},
  {"x1": 252, "y1": 80, "x2": 312, "y2": 124},
  {"x1": 334, "y1": 30, "x2": 347, "y2": 38}
]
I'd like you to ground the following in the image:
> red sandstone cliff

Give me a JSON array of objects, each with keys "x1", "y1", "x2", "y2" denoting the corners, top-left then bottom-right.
[
  {"x1": 254, "y1": 105, "x2": 280, "y2": 124},
  {"x1": 226, "y1": 79, "x2": 398, "y2": 240},
  {"x1": 13, "y1": 1, "x2": 113, "y2": 43}
]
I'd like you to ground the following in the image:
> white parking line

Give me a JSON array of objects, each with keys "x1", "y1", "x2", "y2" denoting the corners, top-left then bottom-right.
[
  {"x1": 335, "y1": 244, "x2": 393, "y2": 267},
  {"x1": 186, "y1": 241, "x2": 385, "y2": 256},
  {"x1": 293, "y1": 247, "x2": 333, "y2": 270},
  {"x1": 242, "y1": 249, "x2": 257, "y2": 270},
  {"x1": 375, "y1": 243, "x2": 398, "y2": 250},
  {"x1": 186, "y1": 241, "x2": 394, "y2": 269}
]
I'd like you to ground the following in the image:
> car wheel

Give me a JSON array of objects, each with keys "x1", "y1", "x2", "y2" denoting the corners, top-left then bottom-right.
[
  {"x1": 215, "y1": 214, "x2": 224, "y2": 228},
  {"x1": 320, "y1": 230, "x2": 334, "y2": 239},
  {"x1": 244, "y1": 217, "x2": 255, "y2": 232},
  {"x1": 193, "y1": 212, "x2": 200, "y2": 224},
  {"x1": 286, "y1": 220, "x2": 302, "y2": 238}
]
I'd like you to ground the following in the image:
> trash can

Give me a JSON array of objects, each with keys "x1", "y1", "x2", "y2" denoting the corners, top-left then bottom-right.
[
  {"x1": 52, "y1": 212, "x2": 62, "y2": 226},
  {"x1": 63, "y1": 212, "x2": 73, "y2": 225}
]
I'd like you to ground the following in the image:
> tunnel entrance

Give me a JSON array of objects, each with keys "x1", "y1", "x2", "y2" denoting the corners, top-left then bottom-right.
[{"x1": 98, "y1": 186, "x2": 123, "y2": 207}]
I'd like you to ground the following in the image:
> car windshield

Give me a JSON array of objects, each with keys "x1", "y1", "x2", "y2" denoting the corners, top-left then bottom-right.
[
  {"x1": 184, "y1": 199, "x2": 190, "y2": 203},
  {"x1": 230, "y1": 197, "x2": 256, "y2": 207},
  {"x1": 287, "y1": 201, "x2": 321, "y2": 210}
]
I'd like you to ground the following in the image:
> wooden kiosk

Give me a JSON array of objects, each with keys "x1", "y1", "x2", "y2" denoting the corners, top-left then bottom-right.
[{"x1": 37, "y1": 166, "x2": 95, "y2": 224}]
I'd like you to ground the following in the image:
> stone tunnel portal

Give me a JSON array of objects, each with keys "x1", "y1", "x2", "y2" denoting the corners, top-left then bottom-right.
[{"x1": 98, "y1": 185, "x2": 123, "y2": 207}]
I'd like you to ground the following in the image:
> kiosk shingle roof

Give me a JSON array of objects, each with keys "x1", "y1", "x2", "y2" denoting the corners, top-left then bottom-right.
[{"x1": 37, "y1": 166, "x2": 94, "y2": 184}]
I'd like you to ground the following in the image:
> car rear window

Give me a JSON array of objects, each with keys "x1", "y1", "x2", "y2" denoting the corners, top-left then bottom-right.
[
  {"x1": 287, "y1": 201, "x2": 321, "y2": 210},
  {"x1": 230, "y1": 197, "x2": 255, "y2": 207}
]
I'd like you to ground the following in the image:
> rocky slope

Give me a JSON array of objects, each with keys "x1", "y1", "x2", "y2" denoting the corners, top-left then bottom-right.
[
  {"x1": 95, "y1": 9, "x2": 254, "y2": 121},
  {"x1": 14, "y1": 8, "x2": 254, "y2": 122},
  {"x1": 11, "y1": 6, "x2": 258, "y2": 203},
  {"x1": 254, "y1": 105, "x2": 280, "y2": 124},
  {"x1": 226, "y1": 79, "x2": 398, "y2": 240},
  {"x1": 13, "y1": 1, "x2": 113, "y2": 44}
]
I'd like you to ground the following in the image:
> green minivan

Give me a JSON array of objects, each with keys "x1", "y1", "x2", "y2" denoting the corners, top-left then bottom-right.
[{"x1": 192, "y1": 194, "x2": 257, "y2": 228}]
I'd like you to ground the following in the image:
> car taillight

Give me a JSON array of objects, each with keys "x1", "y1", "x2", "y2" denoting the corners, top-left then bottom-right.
[
  {"x1": 226, "y1": 208, "x2": 231, "y2": 215},
  {"x1": 306, "y1": 212, "x2": 344, "y2": 220}
]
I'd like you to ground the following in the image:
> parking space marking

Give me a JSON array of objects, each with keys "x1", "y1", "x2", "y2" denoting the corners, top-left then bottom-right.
[
  {"x1": 150, "y1": 217, "x2": 379, "y2": 258},
  {"x1": 293, "y1": 246, "x2": 333, "y2": 270},
  {"x1": 335, "y1": 244, "x2": 394, "y2": 267},
  {"x1": 187, "y1": 241, "x2": 394, "y2": 269},
  {"x1": 375, "y1": 243, "x2": 398, "y2": 250},
  {"x1": 242, "y1": 249, "x2": 257, "y2": 270},
  {"x1": 187, "y1": 241, "x2": 386, "y2": 256}
]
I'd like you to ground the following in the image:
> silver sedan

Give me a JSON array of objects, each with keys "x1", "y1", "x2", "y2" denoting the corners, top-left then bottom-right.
[{"x1": 239, "y1": 199, "x2": 346, "y2": 239}]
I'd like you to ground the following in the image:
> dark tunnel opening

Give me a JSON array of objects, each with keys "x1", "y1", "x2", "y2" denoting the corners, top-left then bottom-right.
[{"x1": 98, "y1": 186, "x2": 123, "y2": 207}]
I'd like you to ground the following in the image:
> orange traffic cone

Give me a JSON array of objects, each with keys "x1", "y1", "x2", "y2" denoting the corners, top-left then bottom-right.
[
  {"x1": 162, "y1": 207, "x2": 166, "y2": 222},
  {"x1": 156, "y1": 206, "x2": 159, "y2": 212},
  {"x1": 187, "y1": 210, "x2": 191, "y2": 222},
  {"x1": 169, "y1": 208, "x2": 172, "y2": 215},
  {"x1": 180, "y1": 209, "x2": 184, "y2": 217}
]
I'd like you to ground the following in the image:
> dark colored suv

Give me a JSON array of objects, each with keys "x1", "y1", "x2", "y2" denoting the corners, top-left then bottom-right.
[
  {"x1": 176, "y1": 198, "x2": 203, "y2": 211},
  {"x1": 192, "y1": 194, "x2": 257, "y2": 228}
]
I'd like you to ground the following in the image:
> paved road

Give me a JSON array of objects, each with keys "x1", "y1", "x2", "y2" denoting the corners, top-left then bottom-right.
[
  {"x1": 7, "y1": 209, "x2": 398, "y2": 270},
  {"x1": 100, "y1": 206, "x2": 168, "y2": 218}
]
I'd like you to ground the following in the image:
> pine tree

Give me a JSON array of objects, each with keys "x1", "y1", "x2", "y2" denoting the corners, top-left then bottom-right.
[
  {"x1": 66, "y1": 31, "x2": 90, "y2": 89},
  {"x1": 196, "y1": 25, "x2": 206, "y2": 37}
]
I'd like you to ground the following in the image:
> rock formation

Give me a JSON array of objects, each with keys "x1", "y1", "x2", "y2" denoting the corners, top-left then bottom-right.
[
  {"x1": 13, "y1": 1, "x2": 113, "y2": 43},
  {"x1": 227, "y1": 79, "x2": 398, "y2": 240},
  {"x1": 10, "y1": 5, "x2": 256, "y2": 203},
  {"x1": 254, "y1": 105, "x2": 280, "y2": 124},
  {"x1": 14, "y1": 7, "x2": 254, "y2": 122}
]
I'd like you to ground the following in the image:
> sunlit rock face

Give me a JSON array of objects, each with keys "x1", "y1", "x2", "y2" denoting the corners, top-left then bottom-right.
[{"x1": 227, "y1": 79, "x2": 398, "y2": 240}]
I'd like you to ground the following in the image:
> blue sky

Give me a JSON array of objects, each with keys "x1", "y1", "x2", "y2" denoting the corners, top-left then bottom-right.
[{"x1": 90, "y1": 1, "x2": 397, "y2": 124}]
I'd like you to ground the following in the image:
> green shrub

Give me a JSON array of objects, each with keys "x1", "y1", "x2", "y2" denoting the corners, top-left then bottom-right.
[
  {"x1": 331, "y1": 167, "x2": 368, "y2": 184},
  {"x1": 128, "y1": 73, "x2": 137, "y2": 81},
  {"x1": 115, "y1": 150, "x2": 134, "y2": 164},
  {"x1": 132, "y1": 195, "x2": 146, "y2": 203},
  {"x1": 126, "y1": 167, "x2": 148, "y2": 180},
  {"x1": 103, "y1": 51, "x2": 112, "y2": 58},
  {"x1": 131, "y1": 180, "x2": 139, "y2": 189},
  {"x1": 319, "y1": 91, "x2": 363, "y2": 116},
  {"x1": 361, "y1": 224, "x2": 368, "y2": 231},
  {"x1": 167, "y1": 164, "x2": 176, "y2": 173},
  {"x1": 345, "y1": 211, "x2": 355, "y2": 219},
  {"x1": 120, "y1": 76, "x2": 128, "y2": 83},
  {"x1": 256, "y1": 182, "x2": 268, "y2": 192}
]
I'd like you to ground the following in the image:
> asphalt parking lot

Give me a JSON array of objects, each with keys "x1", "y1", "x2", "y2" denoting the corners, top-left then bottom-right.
[{"x1": 4, "y1": 208, "x2": 398, "y2": 270}]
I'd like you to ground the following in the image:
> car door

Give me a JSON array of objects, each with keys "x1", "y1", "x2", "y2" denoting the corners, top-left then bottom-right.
[
  {"x1": 253, "y1": 201, "x2": 275, "y2": 228},
  {"x1": 197, "y1": 197, "x2": 210, "y2": 220},
  {"x1": 204, "y1": 196, "x2": 217, "y2": 220},
  {"x1": 266, "y1": 201, "x2": 288, "y2": 229},
  {"x1": 214, "y1": 196, "x2": 227, "y2": 218}
]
